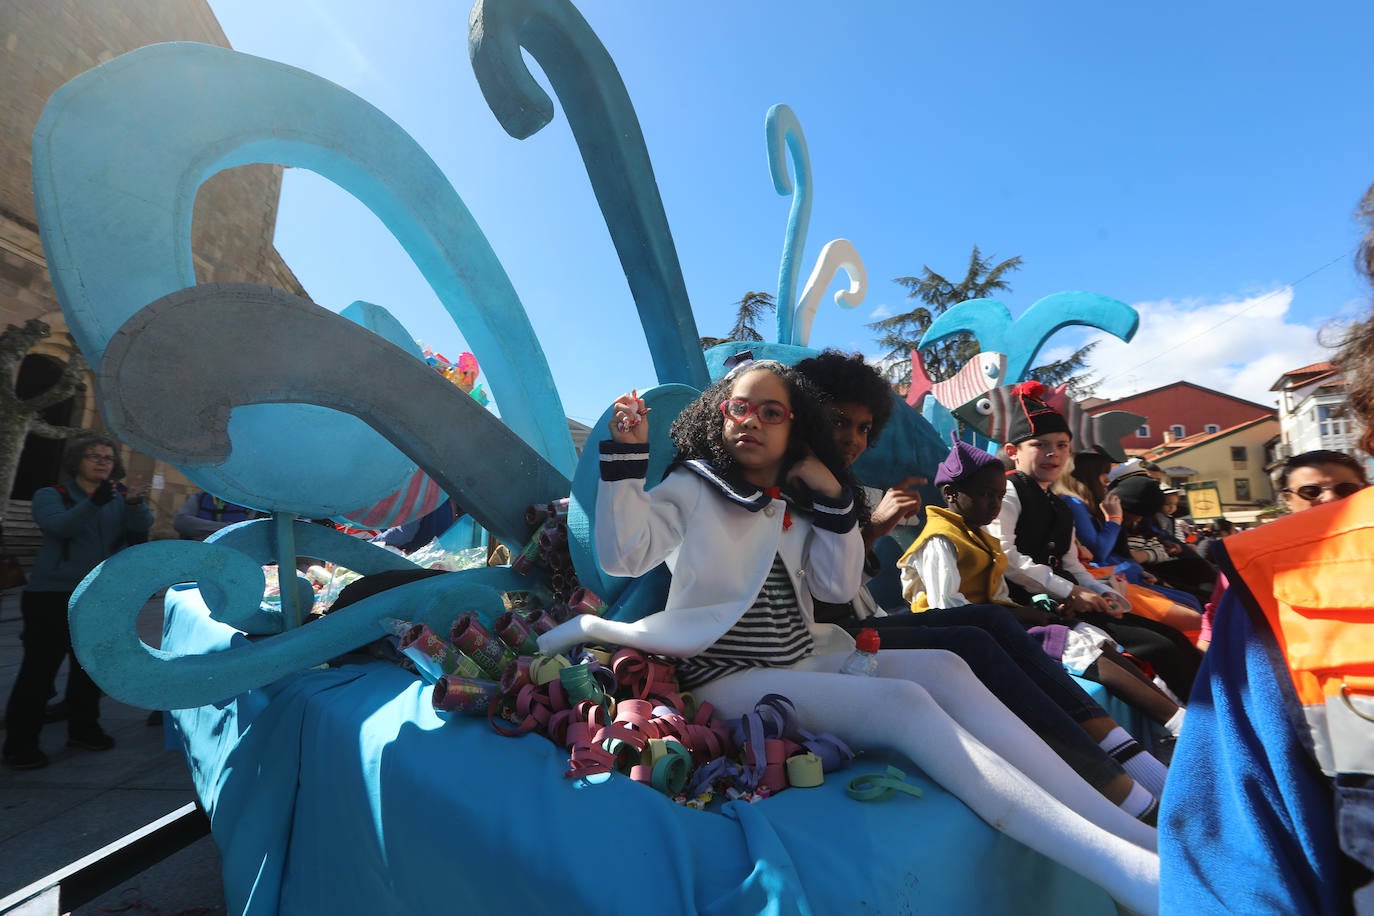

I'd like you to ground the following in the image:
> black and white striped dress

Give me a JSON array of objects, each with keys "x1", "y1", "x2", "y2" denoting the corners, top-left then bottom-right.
[{"x1": 674, "y1": 554, "x2": 815, "y2": 690}]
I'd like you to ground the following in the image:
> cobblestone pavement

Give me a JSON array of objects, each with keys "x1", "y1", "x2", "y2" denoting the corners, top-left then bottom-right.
[{"x1": 0, "y1": 587, "x2": 226, "y2": 914}]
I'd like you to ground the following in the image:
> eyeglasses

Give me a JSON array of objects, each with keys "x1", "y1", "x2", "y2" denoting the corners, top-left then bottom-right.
[
  {"x1": 719, "y1": 398, "x2": 793, "y2": 425},
  {"x1": 1281, "y1": 482, "x2": 1366, "y2": 501},
  {"x1": 83, "y1": 454, "x2": 115, "y2": 464}
]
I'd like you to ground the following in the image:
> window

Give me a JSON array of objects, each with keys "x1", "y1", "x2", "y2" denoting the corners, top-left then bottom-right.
[
  {"x1": 1205, "y1": 424, "x2": 1220, "y2": 434},
  {"x1": 1317, "y1": 404, "x2": 1353, "y2": 439},
  {"x1": 1234, "y1": 478, "x2": 1251, "y2": 501},
  {"x1": 1169, "y1": 424, "x2": 1186, "y2": 438},
  {"x1": 1230, "y1": 446, "x2": 1248, "y2": 467},
  {"x1": 1135, "y1": 424, "x2": 1150, "y2": 438}
]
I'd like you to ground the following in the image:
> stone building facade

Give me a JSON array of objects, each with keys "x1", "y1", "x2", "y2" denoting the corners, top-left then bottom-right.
[{"x1": 1, "y1": 0, "x2": 307, "y2": 545}]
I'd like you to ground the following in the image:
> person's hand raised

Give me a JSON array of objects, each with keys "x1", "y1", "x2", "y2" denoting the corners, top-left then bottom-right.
[{"x1": 609, "y1": 390, "x2": 649, "y2": 445}]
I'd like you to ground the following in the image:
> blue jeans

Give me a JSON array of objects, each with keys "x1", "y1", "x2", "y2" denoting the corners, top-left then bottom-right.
[{"x1": 845, "y1": 603, "x2": 1123, "y2": 790}]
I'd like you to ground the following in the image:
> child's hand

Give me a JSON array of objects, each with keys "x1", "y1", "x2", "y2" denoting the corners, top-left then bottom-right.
[
  {"x1": 609, "y1": 390, "x2": 649, "y2": 444},
  {"x1": 1065, "y1": 585, "x2": 1117, "y2": 618},
  {"x1": 867, "y1": 477, "x2": 926, "y2": 542},
  {"x1": 786, "y1": 452, "x2": 842, "y2": 500}
]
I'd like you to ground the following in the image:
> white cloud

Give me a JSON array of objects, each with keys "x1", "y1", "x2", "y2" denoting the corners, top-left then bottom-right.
[
  {"x1": 1085, "y1": 288, "x2": 1335, "y2": 407},
  {"x1": 303, "y1": 0, "x2": 381, "y2": 90},
  {"x1": 868, "y1": 303, "x2": 894, "y2": 320}
]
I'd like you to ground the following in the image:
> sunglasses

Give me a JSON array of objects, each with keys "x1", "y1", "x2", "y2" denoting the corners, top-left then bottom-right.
[
  {"x1": 719, "y1": 398, "x2": 793, "y2": 425},
  {"x1": 83, "y1": 454, "x2": 116, "y2": 464},
  {"x1": 1281, "y1": 482, "x2": 1366, "y2": 502}
]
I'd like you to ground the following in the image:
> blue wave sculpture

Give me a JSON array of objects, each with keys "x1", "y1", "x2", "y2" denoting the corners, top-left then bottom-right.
[{"x1": 40, "y1": 0, "x2": 1134, "y2": 714}]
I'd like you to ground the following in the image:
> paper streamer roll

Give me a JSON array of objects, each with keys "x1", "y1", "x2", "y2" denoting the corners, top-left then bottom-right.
[
  {"x1": 494, "y1": 610, "x2": 541, "y2": 656},
  {"x1": 538, "y1": 525, "x2": 567, "y2": 551},
  {"x1": 525, "y1": 609, "x2": 558, "y2": 635},
  {"x1": 846, "y1": 766, "x2": 924, "y2": 802},
  {"x1": 559, "y1": 662, "x2": 606, "y2": 707},
  {"x1": 785, "y1": 752, "x2": 824, "y2": 788},
  {"x1": 761, "y1": 738, "x2": 788, "y2": 793},
  {"x1": 650, "y1": 739, "x2": 691, "y2": 795},
  {"x1": 500, "y1": 655, "x2": 534, "y2": 694},
  {"x1": 432, "y1": 676, "x2": 501, "y2": 717},
  {"x1": 510, "y1": 530, "x2": 543, "y2": 574},
  {"x1": 529, "y1": 653, "x2": 571, "y2": 686},
  {"x1": 399, "y1": 623, "x2": 462, "y2": 682},
  {"x1": 567, "y1": 586, "x2": 607, "y2": 616},
  {"x1": 449, "y1": 613, "x2": 515, "y2": 678},
  {"x1": 582, "y1": 647, "x2": 613, "y2": 667}
]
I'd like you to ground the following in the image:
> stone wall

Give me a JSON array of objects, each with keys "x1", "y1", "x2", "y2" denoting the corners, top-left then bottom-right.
[{"x1": 1, "y1": 0, "x2": 309, "y2": 540}]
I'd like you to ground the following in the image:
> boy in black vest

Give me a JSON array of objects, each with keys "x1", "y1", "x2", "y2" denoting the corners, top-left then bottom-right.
[{"x1": 986, "y1": 382, "x2": 1202, "y2": 700}]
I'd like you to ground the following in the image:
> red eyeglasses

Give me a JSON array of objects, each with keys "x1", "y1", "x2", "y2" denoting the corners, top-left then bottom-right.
[{"x1": 719, "y1": 398, "x2": 793, "y2": 425}]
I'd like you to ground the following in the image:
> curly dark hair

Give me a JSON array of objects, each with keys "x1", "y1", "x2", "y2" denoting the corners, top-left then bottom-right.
[
  {"x1": 669, "y1": 361, "x2": 866, "y2": 520},
  {"x1": 1339, "y1": 183, "x2": 1374, "y2": 457},
  {"x1": 60, "y1": 434, "x2": 126, "y2": 482},
  {"x1": 793, "y1": 350, "x2": 894, "y2": 446}
]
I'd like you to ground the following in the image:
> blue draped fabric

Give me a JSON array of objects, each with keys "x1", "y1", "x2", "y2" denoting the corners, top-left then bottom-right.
[{"x1": 163, "y1": 585, "x2": 1117, "y2": 915}]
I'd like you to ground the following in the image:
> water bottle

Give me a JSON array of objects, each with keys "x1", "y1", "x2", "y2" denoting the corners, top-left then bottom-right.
[{"x1": 838, "y1": 627, "x2": 881, "y2": 677}]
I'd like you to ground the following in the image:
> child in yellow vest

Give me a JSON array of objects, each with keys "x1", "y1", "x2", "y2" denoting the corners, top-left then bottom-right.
[{"x1": 900, "y1": 438, "x2": 1181, "y2": 785}]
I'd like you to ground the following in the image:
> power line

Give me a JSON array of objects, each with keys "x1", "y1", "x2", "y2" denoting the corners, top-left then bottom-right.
[{"x1": 1094, "y1": 245, "x2": 1359, "y2": 388}]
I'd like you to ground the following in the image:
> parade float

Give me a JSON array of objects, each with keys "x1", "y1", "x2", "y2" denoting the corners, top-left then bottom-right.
[{"x1": 34, "y1": 0, "x2": 1156, "y2": 911}]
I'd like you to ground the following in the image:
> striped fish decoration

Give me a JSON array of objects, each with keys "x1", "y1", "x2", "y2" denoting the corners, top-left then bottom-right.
[
  {"x1": 953, "y1": 381, "x2": 1144, "y2": 462},
  {"x1": 339, "y1": 467, "x2": 447, "y2": 529}
]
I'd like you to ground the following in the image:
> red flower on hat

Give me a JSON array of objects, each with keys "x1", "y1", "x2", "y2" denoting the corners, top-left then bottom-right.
[{"x1": 1011, "y1": 380, "x2": 1047, "y2": 399}]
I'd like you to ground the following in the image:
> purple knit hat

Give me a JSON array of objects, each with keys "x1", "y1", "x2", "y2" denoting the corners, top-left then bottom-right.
[{"x1": 934, "y1": 437, "x2": 1004, "y2": 489}]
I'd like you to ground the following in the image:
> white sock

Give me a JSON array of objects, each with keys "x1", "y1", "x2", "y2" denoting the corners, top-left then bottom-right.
[
  {"x1": 1117, "y1": 781, "x2": 1158, "y2": 823},
  {"x1": 1163, "y1": 707, "x2": 1186, "y2": 738},
  {"x1": 1100, "y1": 726, "x2": 1169, "y2": 797},
  {"x1": 1152, "y1": 675, "x2": 1182, "y2": 705}
]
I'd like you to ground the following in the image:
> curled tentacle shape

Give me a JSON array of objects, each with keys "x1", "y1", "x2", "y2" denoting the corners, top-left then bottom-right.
[
  {"x1": 67, "y1": 528, "x2": 516, "y2": 710},
  {"x1": 792, "y1": 239, "x2": 867, "y2": 348},
  {"x1": 766, "y1": 103, "x2": 812, "y2": 345},
  {"x1": 920, "y1": 292, "x2": 1139, "y2": 383},
  {"x1": 97, "y1": 283, "x2": 570, "y2": 546},
  {"x1": 470, "y1": 0, "x2": 707, "y2": 390},
  {"x1": 32, "y1": 41, "x2": 578, "y2": 511}
]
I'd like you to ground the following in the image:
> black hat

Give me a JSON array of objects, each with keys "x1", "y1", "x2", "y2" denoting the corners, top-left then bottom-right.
[
  {"x1": 1004, "y1": 381, "x2": 1072, "y2": 444},
  {"x1": 1114, "y1": 474, "x2": 1165, "y2": 517}
]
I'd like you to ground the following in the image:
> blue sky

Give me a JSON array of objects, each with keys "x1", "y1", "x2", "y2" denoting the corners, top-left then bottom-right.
[{"x1": 205, "y1": 0, "x2": 1374, "y2": 425}]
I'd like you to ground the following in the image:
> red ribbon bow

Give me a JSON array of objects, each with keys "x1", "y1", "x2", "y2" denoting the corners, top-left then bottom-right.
[{"x1": 762, "y1": 487, "x2": 793, "y2": 530}]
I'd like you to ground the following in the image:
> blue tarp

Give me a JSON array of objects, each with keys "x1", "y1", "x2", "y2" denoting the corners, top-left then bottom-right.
[{"x1": 163, "y1": 585, "x2": 1117, "y2": 915}]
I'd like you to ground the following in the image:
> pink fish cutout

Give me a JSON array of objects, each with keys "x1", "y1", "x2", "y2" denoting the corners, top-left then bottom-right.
[
  {"x1": 932, "y1": 351, "x2": 1007, "y2": 412},
  {"x1": 905, "y1": 349, "x2": 934, "y2": 409}
]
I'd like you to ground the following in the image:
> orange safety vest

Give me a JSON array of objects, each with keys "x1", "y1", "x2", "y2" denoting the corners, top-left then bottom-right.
[{"x1": 1223, "y1": 487, "x2": 1374, "y2": 780}]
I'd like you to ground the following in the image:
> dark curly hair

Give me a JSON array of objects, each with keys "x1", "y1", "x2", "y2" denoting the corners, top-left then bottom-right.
[
  {"x1": 793, "y1": 350, "x2": 894, "y2": 446},
  {"x1": 668, "y1": 361, "x2": 866, "y2": 521},
  {"x1": 1339, "y1": 183, "x2": 1374, "y2": 457},
  {"x1": 60, "y1": 434, "x2": 127, "y2": 482}
]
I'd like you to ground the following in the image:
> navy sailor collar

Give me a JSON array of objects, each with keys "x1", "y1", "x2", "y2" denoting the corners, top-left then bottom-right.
[{"x1": 676, "y1": 458, "x2": 783, "y2": 512}]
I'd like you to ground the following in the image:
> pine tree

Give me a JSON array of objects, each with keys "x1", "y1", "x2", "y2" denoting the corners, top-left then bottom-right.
[
  {"x1": 869, "y1": 246, "x2": 1096, "y2": 394},
  {"x1": 701, "y1": 291, "x2": 777, "y2": 350},
  {"x1": 869, "y1": 246, "x2": 1020, "y2": 386}
]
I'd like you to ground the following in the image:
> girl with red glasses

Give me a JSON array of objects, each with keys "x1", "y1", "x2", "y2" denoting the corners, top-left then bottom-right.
[{"x1": 537, "y1": 359, "x2": 1159, "y2": 913}]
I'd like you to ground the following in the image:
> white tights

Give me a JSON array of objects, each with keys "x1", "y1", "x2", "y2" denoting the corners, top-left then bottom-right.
[{"x1": 693, "y1": 649, "x2": 1160, "y2": 915}]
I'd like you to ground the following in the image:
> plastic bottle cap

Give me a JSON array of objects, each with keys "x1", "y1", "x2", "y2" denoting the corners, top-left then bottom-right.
[{"x1": 855, "y1": 627, "x2": 880, "y2": 654}]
